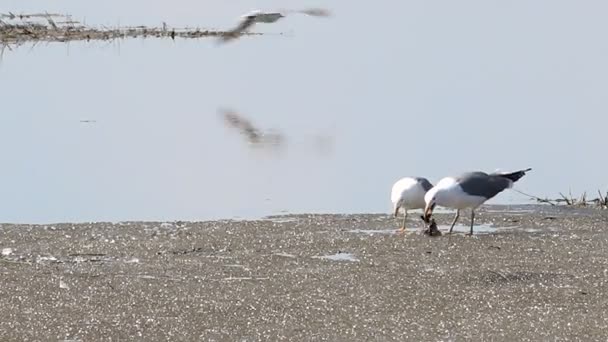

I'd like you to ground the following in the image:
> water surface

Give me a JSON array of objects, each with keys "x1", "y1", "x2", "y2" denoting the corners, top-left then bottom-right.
[{"x1": 2, "y1": 0, "x2": 608, "y2": 223}]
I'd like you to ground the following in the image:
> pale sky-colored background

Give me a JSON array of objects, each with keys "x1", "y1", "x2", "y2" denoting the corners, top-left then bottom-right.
[{"x1": 1, "y1": 0, "x2": 607, "y2": 223}]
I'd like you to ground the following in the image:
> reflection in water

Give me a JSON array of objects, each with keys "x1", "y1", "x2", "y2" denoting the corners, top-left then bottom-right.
[
  {"x1": 219, "y1": 107, "x2": 286, "y2": 150},
  {"x1": 311, "y1": 132, "x2": 335, "y2": 157},
  {"x1": 0, "y1": 10, "x2": 262, "y2": 50},
  {"x1": 1, "y1": 1, "x2": 607, "y2": 223},
  {"x1": 436, "y1": 224, "x2": 511, "y2": 234},
  {"x1": 313, "y1": 252, "x2": 359, "y2": 262},
  {"x1": 219, "y1": 107, "x2": 335, "y2": 157},
  {"x1": 347, "y1": 228, "x2": 399, "y2": 235}
]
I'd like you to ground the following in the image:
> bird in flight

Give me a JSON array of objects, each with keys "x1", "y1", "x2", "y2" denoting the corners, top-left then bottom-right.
[{"x1": 219, "y1": 7, "x2": 331, "y2": 43}]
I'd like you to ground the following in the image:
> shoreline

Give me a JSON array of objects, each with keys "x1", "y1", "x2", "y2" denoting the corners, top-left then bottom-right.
[{"x1": 0, "y1": 203, "x2": 581, "y2": 226}]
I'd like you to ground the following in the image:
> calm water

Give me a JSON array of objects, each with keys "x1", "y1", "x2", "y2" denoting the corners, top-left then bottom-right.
[{"x1": 1, "y1": 0, "x2": 607, "y2": 223}]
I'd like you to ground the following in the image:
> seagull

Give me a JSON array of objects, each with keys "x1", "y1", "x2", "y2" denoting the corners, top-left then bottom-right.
[
  {"x1": 219, "y1": 7, "x2": 331, "y2": 43},
  {"x1": 219, "y1": 10, "x2": 282, "y2": 43},
  {"x1": 423, "y1": 168, "x2": 532, "y2": 235},
  {"x1": 391, "y1": 177, "x2": 434, "y2": 232}
]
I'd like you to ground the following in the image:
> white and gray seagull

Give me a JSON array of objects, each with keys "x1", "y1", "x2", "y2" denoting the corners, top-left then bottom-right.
[
  {"x1": 423, "y1": 168, "x2": 532, "y2": 235},
  {"x1": 391, "y1": 177, "x2": 434, "y2": 232},
  {"x1": 219, "y1": 8, "x2": 331, "y2": 43}
]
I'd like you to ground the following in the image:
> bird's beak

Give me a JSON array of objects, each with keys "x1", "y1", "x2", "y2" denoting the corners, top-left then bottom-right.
[{"x1": 424, "y1": 202, "x2": 436, "y2": 222}]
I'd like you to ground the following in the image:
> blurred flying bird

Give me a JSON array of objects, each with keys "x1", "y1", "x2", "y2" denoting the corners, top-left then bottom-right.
[
  {"x1": 219, "y1": 108, "x2": 285, "y2": 148},
  {"x1": 219, "y1": 7, "x2": 331, "y2": 43}
]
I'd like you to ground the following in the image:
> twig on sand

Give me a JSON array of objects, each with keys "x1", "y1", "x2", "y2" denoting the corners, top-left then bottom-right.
[
  {"x1": 487, "y1": 269, "x2": 509, "y2": 281},
  {"x1": 221, "y1": 277, "x2": 270, "y2": 281},
  {"x1": 511, "y1": 189, "x2": 556, "y2": 206},
  {"x1": 559, "y1": 192, "x2": 572, "y2": 206},
  {"x1": 513, "y1": 188, "x2": 608, "y2": 209},
  {"x1": 0, "y1": 258, "x2": 33, "y2": 266},
  {"x1": 601, "y1": 191, "x2": 607, "y2": 206}
]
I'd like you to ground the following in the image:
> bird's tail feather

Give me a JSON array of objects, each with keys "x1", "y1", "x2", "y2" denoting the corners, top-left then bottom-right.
[{"x1": 496, "y1": 168, "x2": 532, "y2": 183}]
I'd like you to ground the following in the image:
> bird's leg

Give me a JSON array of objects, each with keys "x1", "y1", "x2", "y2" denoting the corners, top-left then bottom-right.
[
  {"x1": 448, "y1": 210, "x2": 460, "y2": 234},
  {"x1": 468, "y1": 210, "x2": 475, "y2": 236},
  {"x1": 398, "y1": 210, "x2": 408, "y2": 233}
]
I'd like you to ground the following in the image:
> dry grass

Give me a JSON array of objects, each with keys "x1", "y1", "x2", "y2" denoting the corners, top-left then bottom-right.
[
  {"x1": 0, "y1": 11, "x2": 262, "y2": 48},
  {"x1": 556, "y1": 190, "x2": 608, "y2": 208},
  {"x1": 513, "y1": 188, "x2": 608, "y2": 209}
]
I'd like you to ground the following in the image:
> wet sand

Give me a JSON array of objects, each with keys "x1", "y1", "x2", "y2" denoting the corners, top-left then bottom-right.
[{"x1": 1, "y1": 205, "x2": 607, "y2": 341}]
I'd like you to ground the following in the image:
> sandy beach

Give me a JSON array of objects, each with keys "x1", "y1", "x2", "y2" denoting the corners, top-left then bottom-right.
[{"x1": 1, "y1": 204, "x2": 607, "y2": 341}]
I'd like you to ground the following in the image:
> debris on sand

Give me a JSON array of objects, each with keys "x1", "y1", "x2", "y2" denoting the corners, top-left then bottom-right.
[
  {"x1": 513, "y1": 188, "x2": 608, "y2": 209},
  {"x1": 422, "y1": 218, "x2": 442, "y2": 237}
]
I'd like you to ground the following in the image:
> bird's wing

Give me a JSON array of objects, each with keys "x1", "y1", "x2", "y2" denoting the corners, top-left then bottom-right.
[
  {"x1": 220, "y1": 15, "x2": 256, "y2": 42},
  {"x1": 278, "y1": 7, "x2": 331, "y2": 17},
  {"x1": 415, "y1": 177, "x2": 434, "y2": 192},
  {"x1": 458, "y1": 173, "x2": 511, "y2": 199},
  {"x1": 297, "y1": 8, "x2": 332, "y2": 17},
  {"x1": 226, "y1": 16, "x2": 255, "y2": 35}
]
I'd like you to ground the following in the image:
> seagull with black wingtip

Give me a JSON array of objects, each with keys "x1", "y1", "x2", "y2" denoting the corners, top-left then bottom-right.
[
  {"x1": 423, "y1": 168, "x2": 532, "y2": 235},
  {"x1": 219, "y1": 8, "x2": 331, "y2": 43}
]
